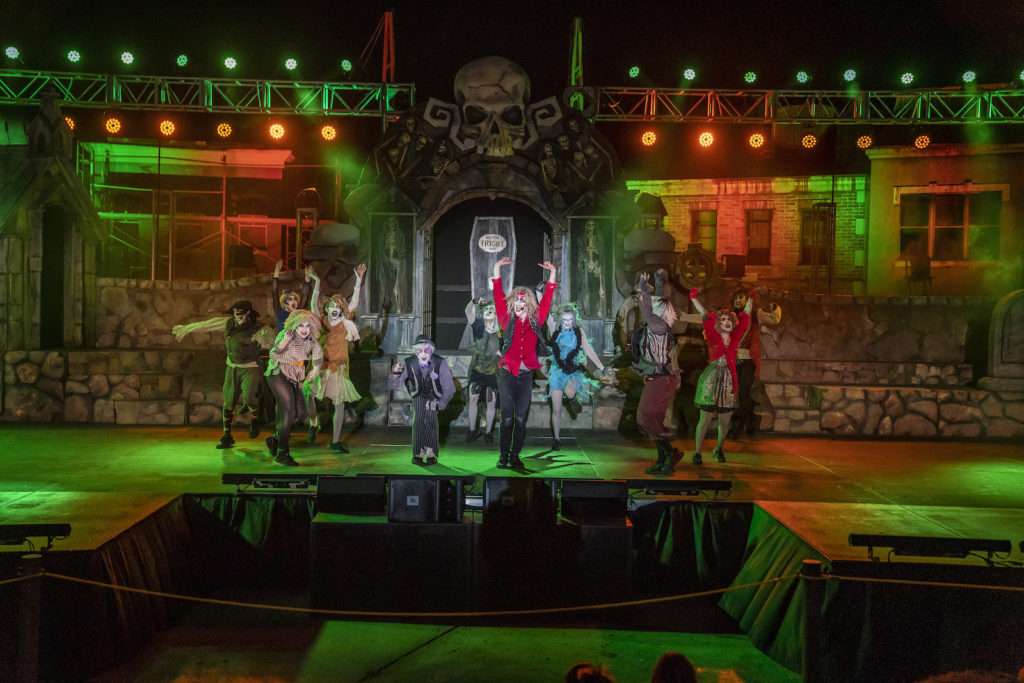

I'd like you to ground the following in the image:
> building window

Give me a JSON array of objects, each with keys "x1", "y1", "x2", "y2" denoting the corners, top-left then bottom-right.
[
  {"x1": 899, "y1": 191, "x2": 1001, "y2": 261},
  {"x1": 689, "y1": 209, "x2": 717, "y2": 254},
  {"x1": 745, "y1": 209, "x2": 772, "y2": 265},
  {"x1": 799, "y1": 203, "x2": 834, "y2": 266}
]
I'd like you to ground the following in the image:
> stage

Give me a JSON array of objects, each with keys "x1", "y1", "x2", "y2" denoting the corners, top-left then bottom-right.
[{"x1": 1, "y1": 424, "x2": 1023, "y2": 682}]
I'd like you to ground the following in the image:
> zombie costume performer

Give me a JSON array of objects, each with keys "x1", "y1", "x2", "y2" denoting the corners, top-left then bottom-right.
[
  {"x1": 272, "y1": 260, "x2": 314, "y2": 331},
  {"x1": 465, "y1": 297, "x2": 501, "y2": 444},
  {"x1": 729, "y1": 287, "x2": 782, "y2": 437},
  {"x1": 172, "y1": 300, "x2": 275, "y2": 448},
  {"x1": 388, "y1": 334, "x2": 456, "y2": 465},
  {"x1": 308, "y1": 264, "x2": 366, "y2": 452},
  {"x1": 265, "y1": 310, "x2": 323, "y2": 467},
  {"x1": 492, "y1": 257, "x2": 558, "y2": 469},
  {"x1": 632, "y1": 272, "x2": 682, "y2": 475},
  {"x1": 544, "y1": 304, "x2": 608, "y2": 450},
  {"x1": 689, "y1": 288, "x2": 751, "y2": 465}
]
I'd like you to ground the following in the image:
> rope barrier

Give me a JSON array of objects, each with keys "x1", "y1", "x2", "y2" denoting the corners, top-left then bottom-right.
[
  {"x1": 36, "y1": 571, "x2": 800, "y2": 619},
  {"x1": 0, "y1": 573, "x2": 41, "y2": 587}
]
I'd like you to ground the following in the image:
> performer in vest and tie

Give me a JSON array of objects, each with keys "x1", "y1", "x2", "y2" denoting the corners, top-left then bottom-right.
[
  {"x1": 388, "y1": 334, "x2": 456, "y2": 465},
  {"x1": 491, "y1": 256, "x2": 558, "y2": 469}
]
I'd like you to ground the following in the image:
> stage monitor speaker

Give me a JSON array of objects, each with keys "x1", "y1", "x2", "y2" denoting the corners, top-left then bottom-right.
[
  {"x1": 317, "y1": 475, "x2": 386, "y2": 515},
  {"x1": 483, "y1": 477, "x2": 557, "y2": 526},
  {"x1": 560, "y1": 479, "x2": 628, "y2": 520},
  {"x1": 387, "y1": 477, "x2": 464, "y2": 523}
]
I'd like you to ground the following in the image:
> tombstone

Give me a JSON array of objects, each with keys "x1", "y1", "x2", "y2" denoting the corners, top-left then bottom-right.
[{"x1": 978, "y1": 289, "x2": 1024, "y2": 392}]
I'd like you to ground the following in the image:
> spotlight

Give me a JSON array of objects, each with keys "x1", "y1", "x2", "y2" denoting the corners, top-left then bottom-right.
[
  {"x1": 848, "y1": 533, "x2": 1011, "y2": 561},
  {"x1": 698, "y1": 131, "x2": 714, "y2": 147},
  {"x1": 285, "y1": 58, "x2": 298, "y2": 71},
  {"x1": 641, "y1": 130, "x2": 657, "y2": 146},
  {"x1": 176, "y1": 54, "x2": 188, "y2": 67},
  {"x1": 962, "y1": 70, "x2": 976, "y2": 84},
  {"x1": 320, "y1": 124, "x2": 338, "y2": 141},
  {"x1": 744, "y1": 71, "x2": 757, "y2": 84},
  {"x1": 104, "y1": 115, "x2": 123, "y2": 134},
  {"x1": 748, "y1": 132, "x2": 766, "y2": 149},
  {"x1": 914, "y1": 134, "x2": 931, "y2": 149},
  {"x1": 856, "y1": 134, "x2": 873, "y2": 149},
  {"x1": 628, "y1": 65, "x2": 641, "y2": 79},
  {"x1": 340, "y1": 59, "x2": 353, "y2": 74},
  {"x1": 796, "y1": 70, "x2": 810, "y2": 84},
  {"x1": 801, "y1": 133, "x2": 817, "y2": 149},
  {"x1": 67, "y1": 50, "x2": 81, "y2": 64},
  {"x1": 901, "y1": 72, "x2": 915, "y2": 85},
  {"x1": 682, "y1": 67, "x2": 696, "y2": 81},
  {"x1": 216, "y1": 122, "x2": 233, "y2": 138},
  {"x1": 224, "y1": 57, "x2": 237, "y2": 69},
  {"x1": 120, "y1": 51, "x2": 134, "y2": 65},
  {"x1": 159, "y1": 119, "x2": 175, "y2": 136},
  {"x1": 843, "y1": 69, "x2": 857, "y2": 82},
  {"x1": 4, "y1": 46, "x2": 19, "y2": 59},
  {"x1": 269, "y1": 123, "x2": 286, "y2": 139},
  {"x1": 64, "y1": 116, "x2": 75, "y2": 131}
]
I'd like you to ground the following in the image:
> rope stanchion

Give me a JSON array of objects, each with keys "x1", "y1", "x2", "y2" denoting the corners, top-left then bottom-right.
[{"x1": 39, "y1": 570, "x2": 801, "y2": 619}]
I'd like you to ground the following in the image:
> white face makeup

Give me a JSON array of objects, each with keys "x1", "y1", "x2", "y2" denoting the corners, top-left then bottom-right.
[
  {"x1": 296, "y1": 321, "x2": 313, "y2": 339},
  {"x1": 482, "y1": 305, "x2": 496, "y2": 321},
  {"x1": 513, "y1": 294, "x2": 528, "y2": 317},
  {"x1": 718, "y1": 316, "x2": 736, "y2": 333},
  {"x1": 415, "y1": 346, "x2": 434, "y2": 364},
  {"x1": 732, "y1": 293, "x2": 748, "y2": 310},
  {"x1": 560, "y1": 312, "x2": 575, "y2": 330},
  {"x1": 327, "y1": 300, "x2": 343, "y2": 319}
]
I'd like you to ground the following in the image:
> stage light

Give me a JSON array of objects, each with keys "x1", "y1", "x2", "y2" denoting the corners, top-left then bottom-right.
[
  {"x1": 641, "y1": 130, "x2": 657, "y2": 146},
  {"x1": 0, "y1": 523, "x2": 72, "y2": 545},
  {"x1": 67, "y1": 50, "x2": 81, "y2": 63},
  {"x1": 320, "y1": 124, "x2": 338, "y2": 141},
  {"x1": 104, "y1": 115, "x2": 122, "y2": 134},
  {"x1": 848, "y1": 533, "x2": 1011, "y2": 561},
  {"x1": 216, "y1": 122, "x2": 232, "y2": 138},
  {"x1": 744, "y1": 71, "x2": 757, "y2": 84},
  {"x1": 901, "y1": 71, "x2": 915, "y2": 85},
  {"x1": 623, "y1": 478, "x2": 732, "y2": 500},
  {"x1": 856, "y1": 134, "x2": 873, "y2": 149},
  {"x1": 843, "y1": 69, "x2": 857, "y2": 82},
  {"x1": 914, "y1": 134, "x2": 931, "y2": 149},
  {"x1": 698, "y1": 131, "x2": 714, "y2": 147},
  {"x1": 796, "y1": 70, "x2": 810, "y2": 84},
  {"x1": 4, "y1": 46, "x2": 18, "y2": 59},
  {"x1": 682, "y1": 67, "x2": 696, "y2": 81},
  {"x1": 224, "y1": 56, "x2": 237, "y2": 69},
  {"x1": 64, "y1": 116, "x2": 75, "y2": 131},
  {"x1": 962, "y1": 70, "x2": 976, "y2": 83},
  {"x1": 340, "y1": 59, "x2": 353, "y2": 73},
  {"x1": 802, "y1": 133, "x2": 817, "y2": 149},
  {"x1": 120, "y1": 51, "x2": 134, "y2": 65},
  {"x1": 176, "y1": 54, "x2": 188, "y2": 67},
  {"x1": 221, "y1": 473, "x2": 316, "y2": 489},
  {"x1": 159, "y1": 119, "x2": 175, "y2": 136},
  {"x1": 285, "y1": 58, "x2": 298, "y2": 71},
  {"x1": 748, "y1": 132, "x2": 765, "y2": 149},
  {"x1": 269, "y1": 123, "x2": 286, "y2": 139},
  {"x1": 628, "y1": 65, "x2": 641, "y2": 79}
]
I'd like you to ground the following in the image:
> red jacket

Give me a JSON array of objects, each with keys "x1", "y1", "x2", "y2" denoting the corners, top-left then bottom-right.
[
  {"x1": 493, "y1": 278, "x2": 557, "y2": 375},
  {"x1": 702, "y1": 311, "x2": 750, "y2": 392}
]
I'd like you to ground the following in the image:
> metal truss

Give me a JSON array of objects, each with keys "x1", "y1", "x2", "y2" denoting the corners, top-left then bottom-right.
[
  {"x1": 572, "y1": 86, "x2": 1024, "y2": 124},
  {"x1": 0, "y1": 68, "x2": 415, "y2": 116}
]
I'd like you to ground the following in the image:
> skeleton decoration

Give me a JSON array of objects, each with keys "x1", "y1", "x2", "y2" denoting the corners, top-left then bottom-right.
[
  {"x1": 580, "y1": 220, "x2": 607, "y2": 317},
  {"x1": 378, "y1": 216, "x2": 408, "y2": 313},
  {"x1": 453, "y1": 56, "x2": 530, "y2": 158}
]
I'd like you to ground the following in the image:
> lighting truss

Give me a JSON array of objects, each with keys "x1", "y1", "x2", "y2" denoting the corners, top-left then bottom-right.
[
  {"x1": 0, "y1": 68, "x2": 415, "y2": 116},
  {"x1": 569, "y1": 86, "x2": 1024, "y2": 124}
]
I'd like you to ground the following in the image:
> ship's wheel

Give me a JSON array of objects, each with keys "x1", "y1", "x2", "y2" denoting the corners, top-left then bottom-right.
[{"x1": 673, "y1": 245, "x2": 717, "y2": 288}]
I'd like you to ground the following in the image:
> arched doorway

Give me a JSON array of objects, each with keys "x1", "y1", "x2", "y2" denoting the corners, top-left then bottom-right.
[
  {"x1": 41, "y1": 204, "x2": 71, "y2": 348},
  {"x1": 432, "y1": 198, "x2": 551, "y2": 350}
]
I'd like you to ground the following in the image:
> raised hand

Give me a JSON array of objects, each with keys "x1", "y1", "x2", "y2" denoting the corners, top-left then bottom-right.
[
  {"x1": 274, "y1": 259, "x2": 283, "y2": 277},
  {"x1": 391, "y1": 362, "x2": 403, "y2": 375},
  {"x1": 637, "y1": 272, "x2": 650, "y2": 291},
  {"x1": 539, "y1": 261, "x2": 556, "y2": 282},
  {"x1": 355, "y1": 263, "x2": 367, "y2": 280}
]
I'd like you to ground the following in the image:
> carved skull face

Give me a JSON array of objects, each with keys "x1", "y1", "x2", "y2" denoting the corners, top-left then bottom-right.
[{"x1": 454, "y1": 56, "x2": 530, "y2": 158}]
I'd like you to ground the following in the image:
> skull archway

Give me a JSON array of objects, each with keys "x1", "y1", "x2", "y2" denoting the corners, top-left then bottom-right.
[{"x1": 453, "y1": 56, "x2": 530, "y2": 158}]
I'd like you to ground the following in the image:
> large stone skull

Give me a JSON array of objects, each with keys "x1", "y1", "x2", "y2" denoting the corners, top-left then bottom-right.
[{"x1": 454, "y1": 56, "x2": 530, "y2": 158}]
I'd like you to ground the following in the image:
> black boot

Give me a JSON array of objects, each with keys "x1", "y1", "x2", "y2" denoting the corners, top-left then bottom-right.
[
  {"x1": 307, "y1": 423, "x2": 319, "y2": 445},
  {"x1": 497, "y1": 452, "x2": 510, "y2": 469},
  {"x1": 216, "y1": 432, "x2": 235, "y2": 449},
  {"x1": 265, "y1": 435, "x2": 278, "y2": 457},
  {"x1": 248, "y1": 419, "x2": 260, "y2": 439},
  {"x1": 645, "y1": 442, "x2": 668, "y2": 474},
  {"x1": 275, "y1": 449, "x2": 298, "y2": 467},
  {"x1": 659, "y1": 440, "x2": 677, "y2": 474}
]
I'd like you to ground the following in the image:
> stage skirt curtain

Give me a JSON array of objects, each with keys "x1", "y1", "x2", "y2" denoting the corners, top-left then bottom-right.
[{"x1": 629, "y1": 501, "x2": 754, "y2": 592}]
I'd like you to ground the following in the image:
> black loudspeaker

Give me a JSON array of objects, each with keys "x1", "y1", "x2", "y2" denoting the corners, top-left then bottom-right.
[
  {"x1": 483, "y1": 478, "x2": 557, "y2": 526},
  {"x1": 387, "y1": 477, "x2": 464, "y2": 523},
  {"x1": 317, "y1": 475, "x2": 386, "y2": 515},
  {"x1": 560, "y1": 479, "x2": 628, "y2": 520},
  {"x1": 722, "y1": 254, "x2": 746, "y2": 277}
]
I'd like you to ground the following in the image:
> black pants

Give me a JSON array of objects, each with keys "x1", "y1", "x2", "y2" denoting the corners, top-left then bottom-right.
[
  {"x1": 269, "y1": 373, "x2": 307, "y2": 452},
  {"x1": 497, "y1": 367, "x2": 533, "y2": 458},
  {"x1": 733, "y1": 359, "x2": 756, "y2": 430}
]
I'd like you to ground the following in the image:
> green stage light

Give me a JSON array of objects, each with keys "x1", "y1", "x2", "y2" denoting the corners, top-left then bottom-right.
[
  {"x1": 176, "y1": 54, "x2": 188, "y2": 67},
  {"x1": 121, "y1": 51, "x2": 134, "y2": 65},
  {"x1": 962, "y1": 70, "x2": 976, "y2": 83},
  {"x1": 843, "y1": 69, "x2": 857, "y2": 82},
  {"x1": 796, "y1": 70, "x2": 810, "y2": 84},
  {"x1": 744, "y1": 71, "x2": 757, "y2": 84},
  {"x1": 4, "y1": 47, "x2": 19, "y2": 59},
  {"x1": 682, "y1": 68, "x2": 696, "y2": 81},
  {"x1": 628, "y1": 66, "x2": 640, "y2": 79},
  {"x1": 224, "y1": 57, "x2": 237, "y2": 69},
  {"x1": 340, "y1": 59, "x2": 353, "y2": 73},
  {"x1": 285, "y1": 58, "x2": 297, "y2": 71},
  {"x1": 901, "y1": 72, "x2": 915, "y2": 85},
  {"x1": 67, "y1": 50, "x2": 81, "y2": 63}
]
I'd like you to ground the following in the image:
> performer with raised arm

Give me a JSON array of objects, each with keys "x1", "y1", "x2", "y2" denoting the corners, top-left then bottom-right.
[
  {"x1": 728, "y1": 285, "x2": 781, "y2": 437},
  {"x1": 492, "y1": 256, "x2": 558, "y2": 469},
  {"x1": 387, "y1": 334, "x2": 456, "y2": 465},
  {"x1": 688, "y1": 287, "x2": 751, "y2": 465},
  {"x1": 172, "y1": 300, "x2": 275, "y2": 448},
  {"x1": 264, "y1": 310, "x2": 323, "y2": 466},
  {"x1": 544, "y1": 303, "x2": 611, "y2": 450},
  {"x1": 464, "y1": 296, "x2": 500, "y2": 445},
  {"x1": 308, "y1": 264, "x2": 366, "y2": 452},
  {"x1": 632, "y1": 271, "x2": 682, "y2": 474},
  {"x1": 272, "y1": 259, "x2": 315, "y2": 331}
]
